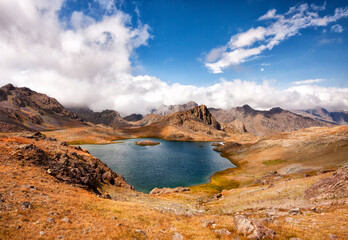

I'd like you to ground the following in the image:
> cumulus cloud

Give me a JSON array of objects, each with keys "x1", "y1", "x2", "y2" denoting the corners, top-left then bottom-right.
[
  {"x1": 205, "y1": 3, "x2": 348, "y2": 74},
  {"x1": 331, "y1": 24, "x2": 343, "y2": 33},
  {"x1": 291, "y1": 79, "x2": 325, "y2": 85},
  {"x1": 0, "y1": 0, "x2": 347, "y2": 114}
]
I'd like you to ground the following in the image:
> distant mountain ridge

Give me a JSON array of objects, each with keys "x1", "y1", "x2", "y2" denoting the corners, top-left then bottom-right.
[
  {"x1": 0, "y1": 84, "x2": 85, "y2": 132},
  {"x1": 293, "y1": 107, "x2": 348, "y2": 125},
  {"x1": 67, "y1": 107, "x2": 132, "y2": 129},
  {"x1": 209, "y1": 104, "x2": 327, "y2": 136}
]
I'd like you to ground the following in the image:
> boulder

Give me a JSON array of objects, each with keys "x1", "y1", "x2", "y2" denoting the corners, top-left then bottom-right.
[
  {"x1": 215, "y1": 228, "x2": 231, "y2": 236},
  {"x1": 172, "y1": 232, "x2": 184, "y2": 240},
  {"x1": 20, "y1": 201, "x2": 30, "y2": 209},
  {"x1": 233, "y1": 215, "x2": 276, "y2": 239}
]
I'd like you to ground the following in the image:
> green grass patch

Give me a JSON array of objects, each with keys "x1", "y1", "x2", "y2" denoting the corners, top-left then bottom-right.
[
  {"x1": 190, "y1": 168, "x2": 240, "y2": 195},
  {"x1": 262, "y1": 159, "x2": 286, "y2": 165}
]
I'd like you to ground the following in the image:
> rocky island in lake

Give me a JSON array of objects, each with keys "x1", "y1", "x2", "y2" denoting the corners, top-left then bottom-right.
[{"x1": 135, "y1": 140, "x2": 160, "y2": 146}]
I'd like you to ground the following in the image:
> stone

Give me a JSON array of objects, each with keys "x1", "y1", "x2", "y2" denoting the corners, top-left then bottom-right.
[
  {"x1": 135, "y1": 229, "x2": 147, "y2": 236},
  {"x1": 172, "y1": 232, "x2": 184, "y2": 240},
  {"x1": 46, "y1": 217, "x2": 55, "y2": 223},
  {"x1": 20, "y1": 201, "x2": 30, "y2": 209},
  {"x1": 233, "y1": 215, "x2": 276, "y2": 239},
  {"x1": 328, "y1": 234, "x2": 339, "y2": 239},
  {"x1": 61, "y1": 217, "x2": 70, "y2": 223},
  {"x1": 40, "y1": 231, "x2": 45, "y2": 236},
  {"x1": 201, "y1": 220, "x2": 215, "y2": 228},
  {"x1": 215, "y1": 228, "x2": 231, "y2": 236},
  {"x1": 289, "y1": 208, "x2": 301, "y2": 215}
]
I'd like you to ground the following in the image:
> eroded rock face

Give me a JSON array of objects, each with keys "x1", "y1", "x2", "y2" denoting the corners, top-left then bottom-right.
[
  {"x1": 305, "y1": 166, "x2": 348, "y2": 200},
  {"x1": 233, "y1": 215, "x2": 276, "y2": 239},
  {"x1": 4, "y1": 133, "x2": 132, "y2": 194},
  {"x1": 149, "y1": 187, "x2": 190, "y2": 195},
  {"x1": 165, "y1": 105, "x2": 221, "y2": 130}
]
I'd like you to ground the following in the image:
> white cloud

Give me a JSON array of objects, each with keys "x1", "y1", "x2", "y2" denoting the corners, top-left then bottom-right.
[
  {"x1": 310, "y1": 2, "x2": 326, "y2": 11},
  {"x1": 0, "y1": 0, "x2": 347, "y2": 115},
  {"x1": 331, "y1": 24, "x2": 343, "y2": 33},
  {"x1": 205, "y1": 3, "x2": 348, "y2": 74},
  {"x1": 291, "y1": 79, "x2": 325, "y2": 85},
  {"x1": 94, "y1": 0, "x2": 117, "y2": 13},
  {"x1": 258, "y1": 9, "x2": 280, "y2": 20},
  {"x1": 260, "y1": 68, "x2": 264, "y2": 72}
]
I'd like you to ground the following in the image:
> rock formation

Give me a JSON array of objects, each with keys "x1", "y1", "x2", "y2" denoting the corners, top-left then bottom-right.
[
  {"x1": 233, "y1": 215, "x2": 276, "y2": 239},
  {"x1": 305, "y1": 165, "x2": 348, "y2": 200},
  {"x1": 1, "y1": 132, "x2": 132, "y2": 194}
]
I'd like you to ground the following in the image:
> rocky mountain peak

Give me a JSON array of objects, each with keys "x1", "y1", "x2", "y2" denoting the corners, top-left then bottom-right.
[
  {"x1": 168, "y1": 104, "x2": 221, "y2": 130},
  {"x1": 269, "y1": 107, "x2": 284, "y2": 114},
  {"x1": 2, "y1": 83, "x2": 15, "y2": 91}
]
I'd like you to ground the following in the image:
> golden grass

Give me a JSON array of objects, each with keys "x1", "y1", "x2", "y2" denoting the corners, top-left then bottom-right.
[{"x1": 1, "y1": 126, "x2": 347, "y2": 239}]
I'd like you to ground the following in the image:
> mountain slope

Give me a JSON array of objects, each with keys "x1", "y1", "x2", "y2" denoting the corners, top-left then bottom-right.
[
  {"x1": 0, "y1": 84, "x2": 85, "y2": 132},
  {"x1": 68, "y1": 107, "x2": 132, "y2": 129},
  {"x1": 210, "y1": 105, "x2": 327, "y2": 136}
]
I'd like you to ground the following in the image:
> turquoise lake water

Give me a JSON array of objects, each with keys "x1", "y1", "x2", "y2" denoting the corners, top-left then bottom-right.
[{"x1": 82, "y1": 139, "x2": 234, "y2": 193}]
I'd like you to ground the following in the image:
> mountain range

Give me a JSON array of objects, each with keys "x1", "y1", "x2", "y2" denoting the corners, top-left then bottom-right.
[{"x1": 1, "y1": 84, "x2": 346, "y2": 137}]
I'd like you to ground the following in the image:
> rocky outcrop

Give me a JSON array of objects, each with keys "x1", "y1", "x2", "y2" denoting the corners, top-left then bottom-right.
[
  {"x1": 233, "y1": 215, "x2": 276, "y2": 239},
  {"x1": 210, "y1": 105, "x2": 326, "y2": 136},
  {"x1": 0, "y1": 84, "x2": 85, "y2": 132},
  {"x1": 165, "y1": 105, "x2": 221, "y2": 130},
  {"x1": 3, "y1": 132, "x2": 132, "y2": 194},
  {"x1": 305, "y1": 166, "x2": 348, "y2": 200},
  {"x1": 149, "y1": 187, "x2": 190, "y2": 195}
]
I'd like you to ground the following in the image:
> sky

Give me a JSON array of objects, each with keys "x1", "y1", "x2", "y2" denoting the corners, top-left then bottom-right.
[{"x1": 0, "y1": 0, "x2": 347, "y2": 115}]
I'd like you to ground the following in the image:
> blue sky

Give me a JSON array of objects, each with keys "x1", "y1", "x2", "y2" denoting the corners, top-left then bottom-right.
[
  {"x1": 59, "y1": 0, "x2": 348, "y2": 88},
  {"x1": 0, "y1": 0, "x2": 347, "y2": 114}
]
